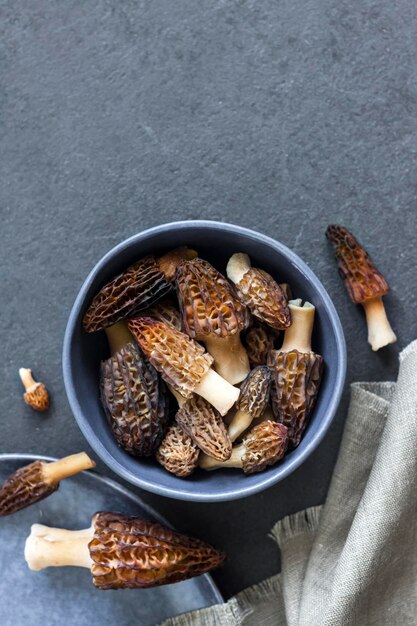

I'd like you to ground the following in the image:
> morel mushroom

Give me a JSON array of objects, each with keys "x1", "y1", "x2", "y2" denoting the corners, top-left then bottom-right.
[
  {"x1": 0, "y1": 453, "x2": 95, "y2": 517},
  {"x1": 83, "y1": 247, "x2": 197, "y2": 332},
  {"x1": 228, "y1": 366, "x2": 272, "y2": 442},
  {"x1": 226, "y1": 253, "x2": 291, "y2": 331},
  {"x1": 101, "y1": 322, "x2": 169, "y2": 457},
  {"x1": 244, "y1": 320, "x2": 279, "y2": 367},
  {"x1": 128, "y1": 317, "x2": 239, "y2": 416},
  {"x1": 200, "y1": 421, "x2": 288, "y2": 474},
  {"x1": 139, "y1": 299, "x2": 182, "y2": 330},
  {"x1": 326, "y1": 225, "x2": 396, "y2": 351},
  {"x1": 156, "y1": 423, "x2": 200, "y2": 477},
  {"x1": 175, "y1": 258, "x2": 250, "y2": 384},
  {"x1": 25, "y1": 511, "x2": 224, "y2": 588},
  {"x1": 268, "y1": 300, "x2": 323, "y2": 447},
  {"x1": 19, "y1": 368, "x2": 49, "y2": 411},
  {"x1": 176, "y1": 396, "x2": 232, "y2": 461}
]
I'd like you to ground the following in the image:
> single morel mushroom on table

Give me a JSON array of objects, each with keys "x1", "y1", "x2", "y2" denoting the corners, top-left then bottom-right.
[
  {"x1": 176, "y1": 396, "x2": 232, "y2": 461},
  {"x1": 25, "y1": 511, "x2": 224, "y2": 588},
  {"x1": 83, "y1": 247, "x2": 197, "y2": 332},
  {"x1": 175, "y1": 258, "x2": 250, "y2": 384},
  {"x1": 226, "y1": 253, "x2": 291, "y2": 331},
  {"x1": 244, "y1": 320, "x2": 279, "y2": 368},
  {"x1": 101, "y1": 322, "x2": 169, "y2": 457},
  {"x1": 326, "y1": 225, "x2": 396, "y2": 351},
  {"x1": 0, "y1": 453, "x2": 95, "y2": 517},
  {"x1": 128, "y1": 317, "x2": 239, "y2": 416},
  {"x1": 268, "y1": 300, "x2": 323, "y2": 448},
  {"x1": 200, "y1": 421, "x2": 288, "y2": 474},
  {"x1": 228, "y1": 366, "x2": 272, "y2": 442},
  {"x1": 156, "y1": 423, "x2": 200, "y2": 477},
  {"x1": 19, "y1": 368, "x2": 49, "y2": 411}
]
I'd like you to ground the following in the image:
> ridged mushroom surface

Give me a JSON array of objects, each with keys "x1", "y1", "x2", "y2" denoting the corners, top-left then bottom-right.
[
  {"x1": 156, "y1": 424, "x2": 200, "y2": 477},
  {"x1": 0, "y1": 461, "x2": 57, "y2": 517},
  {"x1": 241, "y1": 421, "x2": 288, "y2": 474},
  {"x1": 244, "y1": 321, "x2": 278, "y2": 367}
]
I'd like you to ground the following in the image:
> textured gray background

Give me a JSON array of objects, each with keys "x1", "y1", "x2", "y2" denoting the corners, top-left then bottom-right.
[{"x1": 1, "y1": 0, "x2": 417, "y2": 605}]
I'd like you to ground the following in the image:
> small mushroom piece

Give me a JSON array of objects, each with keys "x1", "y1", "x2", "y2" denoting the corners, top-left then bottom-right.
[
  {"x1": 101, "y1": 323, "x2": 169, "y2": 457},
  {"x1": 200, "y1": 421, "x2": 288, "y2": 474},
  {"x1": 175, "y1": 258, "x2": 250, "y2": 384},
  {"x1": 244, "y1": 320, "x2": 279, "y2": 367},
  {"x1": 226, "y1": 253, "x2": 291, "y2": 331},
  {"x1": 326, "y1": 225, "x2": 396, "y2": 351},
  {"x1": 268, "y1": 300, "x2": 323, "y2": 447},
  {"x1": 19, "y1": 368, "x2": 49, "y2": 411},
  {"x1": 25, "y1": 511, "x2": 224, "y2": 588},
  {"x1": 228, "y1": 366, "x2": 272, "y2": 442},
  {"x1": 156, "y1": 424, "x2": 200, "y2": 477},
  {"x1": 83, "y1": 247, "x2": 197, "y2": 333},
  {"x1": 128, "y1": 317, "x2": 239, "y2": 416},
  {"x1": 176, "y1": 396, "x2": 232, "y2": 461},
  {"x1": 0, "y1": 453, "x2": 95, "y2": 517},
  {"x1": 139, "y1": 299, "x2": 182, "y2": 331}
]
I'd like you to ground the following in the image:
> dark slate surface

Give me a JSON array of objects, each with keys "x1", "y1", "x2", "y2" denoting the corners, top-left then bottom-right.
[{"x1": 1, "y1": 0, "x2": 417, "y2": 605}]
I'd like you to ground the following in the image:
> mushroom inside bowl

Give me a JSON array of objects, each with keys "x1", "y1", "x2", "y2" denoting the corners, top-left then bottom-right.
[{"x1": 63, "y1": 221, "x2": 346, "y2": 502}]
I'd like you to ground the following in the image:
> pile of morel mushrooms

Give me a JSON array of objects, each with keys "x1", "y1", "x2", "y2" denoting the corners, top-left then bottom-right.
[{"x1": 83, "y1": 247, "x2": 324, "y2": 477}]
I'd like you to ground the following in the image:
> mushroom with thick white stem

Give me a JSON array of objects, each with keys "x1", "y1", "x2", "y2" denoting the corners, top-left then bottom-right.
[
  {"x1": 25, "y1": 511, "x2": 224, "y2": 588},
  {"x1": 101, "y1": 322, "x2": 169, "y2": 457},
  {"x1": 227, "y1": 366, "x2": 272, "y2": 442},
  {"x1": 83, "y1": 247, "x2": 197, "y2": 332},
  {"x1": 128, "y1": 317, "x2": 240, "y2": 416},
  {"x1": 0, "y1": 453, "x2": 95, "y2": 517},
  {"x1": 226, "y1": 253, "x2": 291, "y2": 331},
  {"x1": 200, "y1": 421, "x2": 288, "y2": 474},
  {"x1": 175, "y1": 258, "x2": 250, "y2": 384},
  {"x1": 268, "y1": 300, "x2": 323, "y2": 448},
  {"x1": 326, "y1": 225, "x2": 396, "y2": 351},
  {"x1": 19, "y1": 368, "x2": 49, "y2": 411}
]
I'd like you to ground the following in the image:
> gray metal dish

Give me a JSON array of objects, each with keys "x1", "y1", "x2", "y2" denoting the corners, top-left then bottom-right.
[
  {"x1": 63, "y1": 221, "x2": 346, "y2": 502},
  {"x1": 0, "y1": 454, "x2": 222, "y2": 626}
]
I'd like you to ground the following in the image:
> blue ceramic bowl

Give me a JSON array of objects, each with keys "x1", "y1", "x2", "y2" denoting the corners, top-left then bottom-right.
[{"x1": 63, "y1": 221, "x2": 346, "y2": 502}]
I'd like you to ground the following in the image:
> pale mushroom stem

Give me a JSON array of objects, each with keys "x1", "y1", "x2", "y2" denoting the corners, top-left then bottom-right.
[
  {"x1": 362, "y1": 296, "x2": 397, "y2": 351},
  {"x1": 157, "y1": 247, "x2": 198, "y2": 280},
  {"x1": 280, "y1": 301, "x2": 315, "y2": 353},
  {"x1": 228, "y1": 409, "x2": 253, "y2": 443},
  {"x1": 200, "y1": 446, "x2": 243, "y2": 471},
  {"x1": 42, "y1": 453, "x2": 95, "y2": 485},
  {"x1": 105, "y1": 321, "x2": 134, "y2": 355},
  {"x1": 226, "y1": 252, "x2": 251, "y2": 284},
  {"x1": 204, "y1": 334, "x2": 250, "y2": 385},
  {"x1": 195, "y1": 369, "x2": 240, "y2": 416},
  {"x1": 19, "y1": 368, "x2": 37, "y2": 392},
  {"x1": 167, "y1": 384, "x2": 187, "y2": 408},
  {"x1": 25, "y1": 523, "x2": 94, "y2": 571}
]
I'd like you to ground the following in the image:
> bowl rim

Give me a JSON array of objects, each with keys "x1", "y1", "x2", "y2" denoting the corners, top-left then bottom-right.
[{"x1": 63, "y1": 220, "x2": 346, "y2": 502}]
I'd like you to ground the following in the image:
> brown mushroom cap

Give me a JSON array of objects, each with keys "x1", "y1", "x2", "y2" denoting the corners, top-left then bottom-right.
[
  {"x1": 242, "y1": 420, "x2": 288, "y2": 474},
  {"x1": 175, "y1": 396, "x2": 232, "y2": 461},
  {"x1": 175, "y1": 258, "x2": 248, "y2": 339},
  {"x1": 89, "y1": 512, "x2": 225, "y2": 589},
  {"x1": 236, "y1": 366, "x2": 271, "y2": 419},
  {"x1": 326, "y1": 225, "x2": 389, "y2": 303},
  {"x1": 128, "y1": 317, "x2": 213, "y2": 399},
  {"x1": 139, "y1": 299, "x2": 182, "y2": 331},
  {"x1": 156, "y1": 423, "x2": 200, "y2": 477},
  {"x1": 100, "y1": 342, "x2": 169, "y2": 457},
  {"x1": 19, "y1": 368, "x2": 49, "y2": 411},
  {"x1": 244, "y1": 321, "x2": 279, "y2": 368},
  {"x1": 0, "y1": 461, "x2": 57, "y2": 517},
  {"x1": 268, "y1": 349, "x2": 323, "y2": 447}
]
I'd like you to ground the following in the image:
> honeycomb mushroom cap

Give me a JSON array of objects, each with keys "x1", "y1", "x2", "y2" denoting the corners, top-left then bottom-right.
[
  {"x1": 139, "y1": 299, "x2": 182, "y2": 331},
  {"x1": 24, "y1": 383, "x2": 49, "y2": 411},
  {"x1": 128, "y1": 317, "x2": 213, "y2": 399},
  {"x1": 268, "y1": 349, "x2": 323, "y2": 447},
  {"x1": 234, "y1": 267, "x2": 291, "y2": 330},
  {"x1": 156, "y1": 423, "x2": 200, "y2": 477},
  {"x1": 0, "y1": 461, "x2": 58, "y2": 517},
  {"x1": 244, "y1": 320, "x2": 279, "y2": 368},
  {"x1": 236, "y1": 366, "x2": 272, "y2": 419},
  {"x1": 242, "y1": 421, "x2": 288, "y2": 474},
  {"x1": 83, "y1": 256, "x2": 172, "y2": 332},
  {"x1": 175, "y1": 396, "x2": 232, "y2": 461},
  {"x1": 100, "y1": 342, "x2": 169, "y2": 457},
  {"x1": 89, "y1": 512, "x2": 225, "y2": 589},
  {"x1": 175, "y1": 258, "x2": 248, "y2": 339},
  {"x1": 326, "y1": 225, "x2": 389, "y2": 303}
]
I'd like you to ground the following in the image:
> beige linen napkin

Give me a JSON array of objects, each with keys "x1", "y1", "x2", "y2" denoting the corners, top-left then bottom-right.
[{"x1": 162, "y1": 340, "x2": 417, "y2": 626}]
